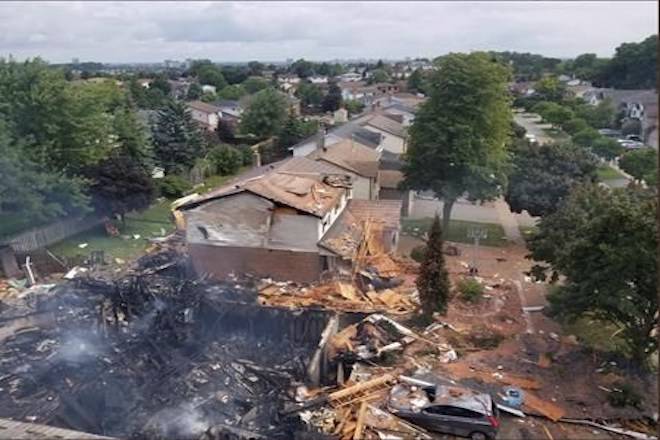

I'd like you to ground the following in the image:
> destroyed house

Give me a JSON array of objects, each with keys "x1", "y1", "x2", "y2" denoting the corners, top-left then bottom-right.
[{"x1": 178, "y1": 159, "x2": 401, "y2": 283}]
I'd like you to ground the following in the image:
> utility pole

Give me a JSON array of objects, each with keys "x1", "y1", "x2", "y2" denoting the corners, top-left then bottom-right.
[{"x1": 467, "y1": 226, "x2": 487, "y2": 276}]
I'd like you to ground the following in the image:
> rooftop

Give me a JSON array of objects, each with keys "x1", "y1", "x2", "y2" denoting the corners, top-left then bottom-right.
[
  {"x1": 346, "y1": 199, "x2": 402, "y2": 229},
  {"x1": 364, "y1": 114, "x2": 407, "y2": 138},
  {"x1": 308, "y1": 138, "x2": 380, "y2": 178},
  {"x1": 187, "y1": 100, "x2": 221, "y2": 114}
]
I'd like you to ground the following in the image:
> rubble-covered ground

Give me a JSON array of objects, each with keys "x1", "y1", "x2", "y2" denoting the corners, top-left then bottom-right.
[{"x1": 0, "y1": 255, "x2": 321, "y2": 439}]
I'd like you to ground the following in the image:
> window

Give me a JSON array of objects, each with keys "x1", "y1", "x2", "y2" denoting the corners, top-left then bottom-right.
[{"x1": 424, "y1": 406, "x2": 482, "y2": 418}]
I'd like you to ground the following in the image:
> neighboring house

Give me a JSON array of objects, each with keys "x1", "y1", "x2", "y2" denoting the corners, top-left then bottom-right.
[
  {"x1": 582, "y1": 88, "x2": 657, "y2": 120},
  {"x1": 362, "y1": 115, "x2": 408, "y2": 154},
  {"x1": 307, "y1": 138, "x2": 381, "y2": 200},
  {"x1": 188, "y1": 100, "x2": 221, "y2": 131},
  {"x1": 373, "y1": 83, "x2": 400, "y2": 95},
  {"x1": 214, "y1": 99, "x2": 244, "y2": 127},
  {"x1": 177, "y1": 159, "x2": 401, "y2": 283},
  {"x1": 309, "y1": 76, "x2": 329, "y2": 84},
  {"x1": 201, "y1": 84, "x2": 217, "y2": 95},
  {"x1": 377, "y1": 170, "x2": 414, "y2": 217},
  {"x1": 338, "y1": 72, "x2": 363, "y2": 82},
  {"x1": 277, "y1": 74, "x2": 301, "y2": 85},
  {"x1": 283, "y1": 92, "x2": 302, "y2": 116},
  {"x1": 340, "y1": 81, "x2": 378, "y2": 105},
  {"x1": 168, "y1": 78, "x2": 191, "y2": 100},
  {"x1": 381, "y1": 102, "x2": 416, "y2": 127}
]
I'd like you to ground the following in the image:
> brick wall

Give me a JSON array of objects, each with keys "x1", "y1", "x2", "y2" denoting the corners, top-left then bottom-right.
[{"x1": 188, "y1": 243, "x2": 322, "y2": 283}]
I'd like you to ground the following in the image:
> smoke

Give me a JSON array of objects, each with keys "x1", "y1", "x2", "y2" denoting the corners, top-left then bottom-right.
[
  {"x1": 56, "y1": 331, "x2": 105, "y2": 364},
  {"x1": 144, "y1": 402, "x2": 211, "y2": 438}
]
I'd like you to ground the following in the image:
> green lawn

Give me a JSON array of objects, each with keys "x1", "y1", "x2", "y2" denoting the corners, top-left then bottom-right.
[
  {"x1": 596, "y1": 164, "x2": 625, "y2": 181},
  {"x1": 48, "y1": 200, "x2": 175, "y2": 263},
  {"x1": 562, "y1": 315, "x2": 629, "y2": 355},
  {"x1": 401, "y1": 218, "x2": 508, "y2": 247}
]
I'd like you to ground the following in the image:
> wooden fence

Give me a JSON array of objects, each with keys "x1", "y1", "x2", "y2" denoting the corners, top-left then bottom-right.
[{"x1": 1, "y1": 215, "x2": 105, "y2": 253}]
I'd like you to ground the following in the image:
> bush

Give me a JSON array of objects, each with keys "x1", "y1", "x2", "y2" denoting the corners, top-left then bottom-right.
[
  {"x1": 571, "y1": 127, "x2": 600, "y2": 148},
  {"x1": 457, "y1": 277, "x2": 484, "y2": 303},
  {"x1": 410, "y1": 245, "x2": 427, "y2": 263},
  {"x1": 562, "y1": 118, "x2": 590, "y2": 135},
  {"x1": 209, "y1": 145, "x2": 242, "y2": 175},
  {"x1": 239, "y1": 146, "x2": 254, "y2": 167},
  {"x1": 158, "y1": 175, "x2": 192, "y2": 198}
]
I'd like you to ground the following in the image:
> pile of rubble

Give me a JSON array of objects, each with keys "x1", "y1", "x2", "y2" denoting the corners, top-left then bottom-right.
[{"x1": 0, "y1": 253, "x2": 321, "y2": 439}]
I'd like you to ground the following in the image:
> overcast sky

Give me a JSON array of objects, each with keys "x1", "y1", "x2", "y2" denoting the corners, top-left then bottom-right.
[{"x1": 1, "y1": 1, "x2": 657, "y2": 63}]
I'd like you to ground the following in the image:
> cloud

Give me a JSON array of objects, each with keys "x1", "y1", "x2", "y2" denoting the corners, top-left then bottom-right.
[{"x1": 0, "y1": 1, "x2": 656, "y2": 63}]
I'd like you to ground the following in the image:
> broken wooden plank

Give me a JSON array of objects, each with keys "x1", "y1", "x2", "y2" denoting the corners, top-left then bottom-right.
[{"x1": 353, "y1": 401, "x2": 368, "y2": 440}]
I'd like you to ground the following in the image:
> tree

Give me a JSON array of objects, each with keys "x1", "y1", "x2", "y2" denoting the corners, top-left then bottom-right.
[
  {"x1": 243, "y1": 77, "x2": 269, "y2": 94},
  {"x1": 209, "y1": 145, "x2": 242, "y2": 175},
  {"x1": 505, "y1": 141, "x2": 597, "y2": 217},
  {"x1": 322, "y1": 82, "x2": 343, "y2": 113},
  {"x1": 152, "y1": 100, "x2": 205, "y2": 173},
  {"x1": 416, "y1": 215, "x2": 451, "y2": 317},
  {"x1": 296, "y1": 82, "x2": 323, "y2": 108},
  {"x1": 221, "y1": 65, "x2": 249, "y2": 85},
  {"x1": 562, "y1": 118, "x2": 590, "y2": 135},
  {"x1": 539, "y1": 103, "x2": 574, "y2": 128},
  {"x1": 217, "y1": 84, "x2": 247, "y2": 100},
  {"x1": 150, "y1": 75, "x2": 171, "y2": 96},
  {"x1": 534, "y1": 76, "x2": 566, "y2": 102},
  {"x1": 247, "y1": 61, "x2": 264, "y2": 76},
  {"x1": 367, "y1": 69, "x2": 390, "y2": 84},
  {"x1": 239, "y1": 87, "x2": 288, "y2": 138},
  {"x1": 591, "y1": 137, "x2": 623, "y2": 161},
  {"x1": 402, "y1": 52, "x2": 512, "y2": 232},
  {"x1": 407, "y1": 68, "x2": 427, "y2": 93},
  {"x1": 216, "y1": 119, "x2": 235, "y2": 143},
  {"x1": 193, "y1": 61, "x2": 227, "y2": 90},
  {"x1": 186, "y1": 83, "x2": 202, "y2": 100},
  {"x1": 344, "y1": 100, "x2": 365, "y2": 116},
  {"x1": 619, "y1": 148, "x2": 658, "y2": 184},
  {"x1": 0, "y1": 121, "x2": 90, "y2": 227},
  {"x1": 571, "y1": 127, "x2": 600, "y2": 148},
  {"x1": 574, "y1": 98, "x2": 616, "y2": 129},
  {"x1": 595, "y1": 35, "x2": 657, "y2": 89},
  {"x1": 290, "y1": 59, "x2": 314, "y2": 78},
  {"x1": 528, "y1": 183, "x2": 657, "y2": 363}
]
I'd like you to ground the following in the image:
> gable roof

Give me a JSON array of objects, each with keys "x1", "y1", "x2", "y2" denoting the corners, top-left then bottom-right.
[
  {"x1": 308, "y1": 139, "x2": 380, "y2": 178},
  {"x1": 188, "y1": 100, "x2": 221, "y2": 114},
  {"x1": 364, "y1": 115, "x2": 407, "y2": 138}
]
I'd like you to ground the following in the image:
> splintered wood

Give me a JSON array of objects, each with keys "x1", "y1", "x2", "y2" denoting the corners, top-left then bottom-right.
[{"x1": 258, "y1": 281, "x2": 416, "y2": 314}]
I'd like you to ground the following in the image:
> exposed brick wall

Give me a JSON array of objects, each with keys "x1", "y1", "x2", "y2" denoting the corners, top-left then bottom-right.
[{"x1": 188, "y1": 243, "x2": 322, "y2": 283}]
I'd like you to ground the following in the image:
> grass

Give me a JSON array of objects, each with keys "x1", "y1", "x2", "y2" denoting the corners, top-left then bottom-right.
[
  {"x1": 401, "y1": 218, "x2": 508, "y2": 247},
  {"x1": 48, "y1": 200, "x2": 175, "y2": 262},
  {"x1": 562, "y1": 315, "x2": 629, "y2": 355},
  {"x1": 596, "y1": 164, "x2": 625, "y2": 181}
]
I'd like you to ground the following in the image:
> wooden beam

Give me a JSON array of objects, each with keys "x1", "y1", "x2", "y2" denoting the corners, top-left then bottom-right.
[{"x1": 353, "y1": 401, "x2": 368, "y2": 440}]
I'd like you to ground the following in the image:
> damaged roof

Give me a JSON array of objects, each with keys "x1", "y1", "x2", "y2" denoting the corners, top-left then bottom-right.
[
  {"x1": 318, "y1": 208, "x2": 363, "y2": 259},
  {"x1": 346, "y1": 199, "x2": 402, "y2": 229},
  {"x1": 179, "y1": 158, "x2": 350, "y2": 217},
  {"x1": 308, "y1": 138, "x2": 380, "y2": 178}
]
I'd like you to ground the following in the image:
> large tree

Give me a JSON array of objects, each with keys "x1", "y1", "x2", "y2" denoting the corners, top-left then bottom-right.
[
  {"x1": 322, "y1": 82, "x2": 343, "y2": 113},
  {"x1": 152, "y1": 100, "x2": 205, "y2": 174},
  {"x1": 416, "y1": 215, "x2": 451, "y2": 317},
  {"x1": 296, "y1": 82, "x2": 324, "y2": 109},
  {"x1": 402, "y1": 52, "x2": 512, "y2": 232},
  {"x1": 595, "y1": 34, "x2": 657, "y2": 89},
  {"x1": 619, "y1": 148, "x2": 658, "y2": 185},
  {"x1": 505, "y1": 141, "x2": 597, "y2": 217},
  {"x1": 528, "y1": 183, "x2": 657, "y2": 362},
  {"x1": 239, "y1": 88, "x2": 288, "y2": 139}
]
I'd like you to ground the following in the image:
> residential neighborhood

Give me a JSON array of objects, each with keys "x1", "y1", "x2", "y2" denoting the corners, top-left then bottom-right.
[{"x1": 0, "y1": 2, "x2": 657, "y2": 440}]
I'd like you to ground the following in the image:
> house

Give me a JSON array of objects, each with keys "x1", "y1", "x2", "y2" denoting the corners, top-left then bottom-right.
[
  {"x1": 373, "y1": 83, "x2": 400, "y2": 95},
  {"x1": 187, "y1": 100, "x2": 221, "y2": 131},
  {"x1": 362, "y1": 115, "x2": 408, "y2": 154},
  {"x1": 177, "y1": 159, "x2": 401, "y2": 283},
  {"x1": 168, "y1": 78, "x2": 191, "y2": 100},
  {"x1": 277, "y1": 74, "x2": 301, "y2": 85},
  {"x1": 381, "y1": 102, "x2": 416, "y2": 127},
  {"x1": 201, "y1": 84, "x2": 217, "y2": 95},
  {"x1": 338, "y1": 72, "x2": 363, "y2": 82},
  {"x1": 377, "y1": 170, "x2": 414, "y2": 217},
  {"x1": 214, "y1": 99, "x2": 244, "y2": 127},
  {"x1": 282, "y1": 92, "x2": 302, "y2": 116},
  {"x1": 340, "y1": 81, "x2": 378, "y2": 105},
  {"x1": 307, "y1": 138, "x2": 381, "y2": 200},
  {"x1": 309, "y1": 76, "x2": 329, "y2": 84}
]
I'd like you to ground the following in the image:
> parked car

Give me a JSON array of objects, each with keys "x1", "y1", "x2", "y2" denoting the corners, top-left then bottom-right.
[
  {"x1": 387, "y1": 378, "x2": 500, "y2": 440},
  {"x1": 617, "y1": 139, "x2": 645, "y2": 150},
  {"x1": 625, "y1": 134, "x2": 643, "y2": 142}
]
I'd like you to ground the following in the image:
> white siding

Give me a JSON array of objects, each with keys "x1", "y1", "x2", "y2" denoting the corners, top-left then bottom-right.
[{"x1": 363, "y1": 127, "x2": 406, "y2": 154}]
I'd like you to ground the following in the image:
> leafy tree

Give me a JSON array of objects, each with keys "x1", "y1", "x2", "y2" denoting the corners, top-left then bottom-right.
[
  {"x1": 562, "y1": 118, "x2": 590, "y2": 135},
  {"x1": 290, "y1": 59, "x2": 314, "y2": 78},
  {"x1": 571, "y1": 127, "x2": 600, "y2": 148},
  {"x1": 344, "y1": 100, "x2": 365, "y2": 115},
  {"x1": 209, "y1": 145, "x2": 242, "y2": 175},
  {"x1": 416, "y1": 215, "x2": 451, "y2": 317},
  {"x1": 505, "y1": 141, "x2": 597, "y2": 217},
  {"x1": 534, "y1": 76, "x2": 565, "y2": 102},
  {"x1": 239, "y1": 87, "x2": 288, "y2": 138},
  {"x1": 296, "y1": 82, "x2": 324, "y2": 108},
  {"x1": 0, "y1": 121, "x2": 90, "y2": 226},
  {"x1": 200, "y1": 91, "x2": 218, "y2": 103},
  {"x1": 247, "y1": 61, "x2": 264, "y2": 76},
  {"x1": 591, "y1": 137, "x2": 623, "y2": 161},
  {"x1": 322, "y1": 82, "x2": 343, "y2": 113},
  {"x1": 152, "y1": 100, "x2": 205, "y2": 173},
  {"x1": 528, "y1": 183, "x2": 657, "y2": 362},
  {"x1": 157, "y1": 174, "x2": 191, "y2": 198},
  {"x1": 192, "y1": 61, "x2": 227, "y2": 90},
  {"x1": 217, "y1": 84, "x2": 247, "y2": 100},
  {"x1": 367, "y1": 69, "x2": 390, "y2": 84},
  {"x1": 221, "y1": 65, "x2": 249, "y2": 85},
  {"x1": 150, "y1": 75, "x2": 171, "y2": 96},
  {"x1": 83, "y1": 153, "x2": 155, "y2": 221},
  {"x1": 407, "y1": 68, "x2": 427, "y2": 93},
  {"x1": 539, "y1": 102, "x2": 574, "y2": 128},
  {"x1": 619, "y1": 148, "x2": 658, "y2": 184},
  {"x1": 186, "y1": 83, "x2": 202, "y2": 100},
  {"x1": 568, "y1": 53, "x2": 608, "y2": 81},
  {"x1": 402, "y1": 52, "x2": 512, "y2": 232},
  {"x1": 595, "y1": 35, "x2": 657, "y2": 89},
  {"x1": 574, "y1": 98, "x2": 616, "y2": 129},
  {"x1": 243, "y1": 77, "x2": 269, "y2": 94}
]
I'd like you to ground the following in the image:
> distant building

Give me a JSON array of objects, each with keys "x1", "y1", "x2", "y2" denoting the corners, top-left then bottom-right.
[
  {"x1": 187, "y1": 101, "x2": 221, "y2": 131},
  {"x1": 309, "y1": 76, "x2": 329, "y2": 84}
]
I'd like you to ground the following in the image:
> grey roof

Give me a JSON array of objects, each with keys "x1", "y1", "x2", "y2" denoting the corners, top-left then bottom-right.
[
  {"x1": 188, "y1": 100, "x2": 221, "y2": 114},
  {"x1": 289, "y1": 113, "x2": 381, "y2": 152},
  {"x1": 382, "y1": 102, "x2": 416, "y2": 115},
  {"x1": 364, "y1": 115, "x2": 407, "y2": 138}
]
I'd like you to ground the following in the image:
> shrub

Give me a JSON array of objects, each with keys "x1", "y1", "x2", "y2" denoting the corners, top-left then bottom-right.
[
  {"x1": 457, "y1": 277, "x2": 484, "y2": 303},
  {"x1": 209, "y1": 145, "x2": 242, "y2": 175},
  {"x1": 158, "y1": 175, "x2": 192, "y2": 199},
  {"x1": 562, "y1": 118, "x2": 589, "y2": 135},
  {"x1": 410, "y1": 245, "x2": 427, "y2": 263},
  {"x1": 239, "y1": 146, "x2": 254, "y2": 167}
]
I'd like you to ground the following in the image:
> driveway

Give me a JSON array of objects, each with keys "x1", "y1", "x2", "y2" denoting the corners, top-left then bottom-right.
[{"x1": 513, "y1": 112, "x2": 553, "y2": 145}]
